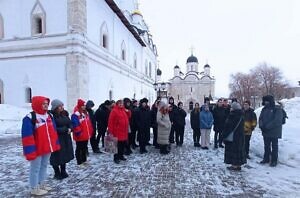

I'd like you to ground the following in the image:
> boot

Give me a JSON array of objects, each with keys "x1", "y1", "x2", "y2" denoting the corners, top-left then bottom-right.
[
  {"x1": 53, "y1": 166, "x2": 62, "y2": 180},
  {"x1": 114, "y1": 154, "x2": 120, "y2": 164},
  {"x1": 60, "y1": 164, "x2": 69, "y2": 179},
  {"x1": 270, "y1": 161, "x2": 277, "y2": 167},
  {"x1": 31, "y1": 186, "x2": 48, "y2": 196}
]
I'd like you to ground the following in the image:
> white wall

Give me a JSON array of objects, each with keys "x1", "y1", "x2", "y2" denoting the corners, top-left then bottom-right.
[
  {"x1": 0, "y1": 0, "x2": 67, "y2": 39},
  {"x1": 0, "y1": 56, "x2": 67, "y2": 107}
]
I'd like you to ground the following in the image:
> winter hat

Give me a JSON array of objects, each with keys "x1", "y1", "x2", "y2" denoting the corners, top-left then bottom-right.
[
  {"x1": 77, "y1": 99, "x2": 86, "y2": 109},
  {"x1": 140, "y1": 98, "x2": 148, "y2": 104},
  {"x1": 104, "y1": 100, "x2": 111, "y2": 106},
  {"x1": 86, "y1": 100, "x2": 95, "y2": 109},
  {"x1": 32, "y1": 96, "x2": 50, "y2": 114},
  {"x1": 51, "y1": 99, "x2": 64, "y2": 111},
  {"x1": 231, "y1": 102, "x2": 242, "y2": 110},
  {"x1": 262, "y1": 95, "x2": 275, "y2": 107}
]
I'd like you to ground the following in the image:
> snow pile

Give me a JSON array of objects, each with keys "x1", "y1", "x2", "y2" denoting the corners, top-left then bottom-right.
[
  {"x1": 0, "y1": 104, "x2": 29, "y2": 138},
  {"x1": 251, "y1": 97, "x2": 300, "y2": 168}
]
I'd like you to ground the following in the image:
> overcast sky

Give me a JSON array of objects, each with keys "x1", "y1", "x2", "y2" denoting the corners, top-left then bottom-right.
[{"x1": 139, "y1": 0, "x2": 300, "y2": 97}]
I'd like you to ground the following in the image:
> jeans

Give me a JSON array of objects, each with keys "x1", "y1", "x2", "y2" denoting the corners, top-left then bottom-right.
[
  {"x1": 29, "y1": 154, "x2": 51, "y2": 188},
  {"x1": 193, "y1": 128, "x2": 201, "y2": 143}
]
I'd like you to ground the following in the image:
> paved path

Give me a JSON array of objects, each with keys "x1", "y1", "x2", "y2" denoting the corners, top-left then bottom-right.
[{"x1": 0, "y1": 125, "x2": 273, "y2": 198}]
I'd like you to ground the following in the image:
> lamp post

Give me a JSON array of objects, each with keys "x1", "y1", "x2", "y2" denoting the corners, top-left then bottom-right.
[{"x1": 153, "y1": 82, "x2": 167, "y2": 98}]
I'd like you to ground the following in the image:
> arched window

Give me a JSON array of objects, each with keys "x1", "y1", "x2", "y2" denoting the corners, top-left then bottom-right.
[
  {"x1": 145, "y1": 60, "x2": 148, "y2": 76},
  {"x1": 149, "y1": 62, "x2": 152, "y2": 78},
  {"x1": 133, "y1": 53, "x2": 137, "y2": 69},
  {"x1": 0, "y1": 79, "x2": 4, "y2": 104},
  {"x1": 0, "y1": 14, "x2": 4, "y2": 39},
  {"x1": 121, "y1": 41, "x2": 126, "y2": 61},
  {"x1": 189, "y1": 101, "x2": 194, "y2": 110},
  {"x1": 31, "y1": 1, "x2": 46, "y2": 36},
  {"x1": 25, "y1": 87, "x2": 32, "y2": 103},
  {"x1": 100, "y1": 22, "x2": 109, "y2": 49}
]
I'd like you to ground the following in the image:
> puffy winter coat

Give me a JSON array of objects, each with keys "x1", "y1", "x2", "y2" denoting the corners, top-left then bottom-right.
[
  {"x1": 244, "y1": 108, "x2": 257, "y2": 135},
  {"x1": 95, "y1": 104, "x2": 111, "y2": 133},
  {"x1": 157, "y1": 111, "x2": 171, "y2": 145},
  {"x1": 108, "y1": 105, "x2": 129, "y2": 141},
  {"x1": 212, "y1": 106, "x2": 226, "y2": 132},
  {"x1": 200, "y1": 110, "x2": 214, "y2": 129},
  {"x1": 21, "y1": 96, "x2": 60, "y2": 161},
  {"x1": 71, "y1": 111, "x2": 93, "y2": 142}
]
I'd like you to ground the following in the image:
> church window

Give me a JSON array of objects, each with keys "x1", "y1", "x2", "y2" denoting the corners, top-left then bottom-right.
[
  {"x1": 109, "y1": 90, "x2": 113, "y2": 100},
  {"x1": 133, "y1": 53, "x2": 137, "y2": 69},
  {"x1": 145, "y1": 61, "x2": 148, "y2": 76},
  {"x1": 0, "y1": 79, "x2": 4, "y2": 104},
  {"x1": 25, "y1": 87, "x2": 32, "y2": 103},
  {"x1": 191, "y1": 87, "x2": 193, "y2": 92},
  {"x1": 0, "y1": 14, "x2": 4, "y2": 39},
  {"x1": 121, "y1": 41, "x2": 126, "y2": 61},
  {"x1": 31, "y1": 1, "x2": 46, "y2": 36},
  {"x1": 178, "y1": 95, "x2": 180, "y2": 100},
  {"x1": 149, "y1": 62, "x2": 152, "y2": 78},
  {"x1": 100, "y1": 22, "x2": 109, "y2": 49}
]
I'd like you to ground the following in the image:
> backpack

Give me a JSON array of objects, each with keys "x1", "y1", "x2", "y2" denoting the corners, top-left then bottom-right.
[{"x1": 30, "y1": 111, "x2": 54, "y2": 129}]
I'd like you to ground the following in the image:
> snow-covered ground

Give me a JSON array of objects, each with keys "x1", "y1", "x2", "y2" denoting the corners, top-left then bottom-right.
[{"x1": 0, "y1": 98, "x2": 299, "y2": 197}]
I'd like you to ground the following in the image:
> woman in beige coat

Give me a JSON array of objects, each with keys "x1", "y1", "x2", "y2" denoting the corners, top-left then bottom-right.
[{"x1": 157, "y1": 101, "x2": 171, "y2": 154}]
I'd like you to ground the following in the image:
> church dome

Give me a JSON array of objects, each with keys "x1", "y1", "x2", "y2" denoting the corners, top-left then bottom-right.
[
  {"x1": 187, "y1": 55, "x2": 198, "y2": 63},
  {"x1": 174, "y1": 65, "x2": 180, "y2": 69},
  {"x1": 132, "y1": 10, "x2": 143, "y2": 16},
  {"x1": 204, "y1": 64, "x2": 210, "y2": 68},
  {"x1": 156, "y1": 68, "x2": 162, "y2": 76}
]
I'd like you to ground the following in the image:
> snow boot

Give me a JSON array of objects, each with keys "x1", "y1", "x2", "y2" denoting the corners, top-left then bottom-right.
[
  {"x1": 60, "y1": 164, "x2": 69, "y2": 179},
  {"x1": 53, "y1": 166, "x2": 62, "y2": 180},
  {"x1": 31, "y1": 186, "x2": 48, "y2": 196}
]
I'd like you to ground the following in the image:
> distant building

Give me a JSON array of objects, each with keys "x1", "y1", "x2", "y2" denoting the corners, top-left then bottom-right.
[
  {"x1": 167, "y1": 54, "x2": 215, "y2": 111},
  {"x1": 0, "y1": 0, "x2": 158, "y2": 110}
]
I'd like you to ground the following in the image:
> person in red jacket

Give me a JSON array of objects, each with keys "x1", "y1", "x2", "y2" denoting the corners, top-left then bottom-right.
[
  {"x1": 71, "y1": 99, "x2": 93, "y2": 165},
  {"x1": 21, "y1": 96, "x2": 60, "y2": 196},
  {"x1": 108, "y1": 99, "x2": 130, "y2": 164}
]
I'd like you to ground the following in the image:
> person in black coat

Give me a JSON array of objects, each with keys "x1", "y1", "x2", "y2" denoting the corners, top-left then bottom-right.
[
  {"x1": 95, "y1": 100, "x2": 111, "y2": 148},
  {"x1": 212, "y1": 99, "x2": 227, "y2": 149},
  {"x1": 123, "y1": 98, "x2": 133, "y2": 155},
  {"x1": 50, "y1": 99, "x2": 74, "y2": 179},
  {"x1": 151, "y1": 97, "x2": 161, "y2": 148},
  {"x1": 168, "y1": 97, "x2": 178, "y2": 144},
  {"x1": 86, "y1": 100, "x2": 101, "y2": 153},
  {"x1": 223, "y1": 102, "x2": 246, "y2": 171},
  {"x1": 129, "y1": 99, "x2": 139, "y2": 149},
  {"x1": 136, "y1": 98, "x2": 151, "y2": 154},
  {"x1": 175, "y1": 102, "x2": 187, "y2": 146},
  {"x1": 190, "y1": 103, "x2": 201, "y2": 147},
  {"x1": 259, "y1": 95, "x2": 283, "y2": 167}
]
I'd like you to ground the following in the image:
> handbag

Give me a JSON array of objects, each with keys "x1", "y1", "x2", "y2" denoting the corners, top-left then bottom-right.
[
  {"x1": 104, "y1": 133, "x2": 118, "y2": 154},
  {"x1": 224, "y1": 118, "x2": 242, "y2": 142}
]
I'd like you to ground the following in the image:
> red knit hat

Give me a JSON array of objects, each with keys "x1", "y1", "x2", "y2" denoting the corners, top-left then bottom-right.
[{"x1": 77, "y1": 99, "x2": 86, "y2": 109}]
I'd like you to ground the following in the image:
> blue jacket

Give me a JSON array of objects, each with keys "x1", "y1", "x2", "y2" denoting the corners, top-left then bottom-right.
[{"x1": 200, "y1": 110, "x2": 214, "y2": 129}]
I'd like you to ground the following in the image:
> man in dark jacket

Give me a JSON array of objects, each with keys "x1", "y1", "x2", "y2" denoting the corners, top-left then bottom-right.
[
  {"x1": 259, "y1": 95, "x2": 283, "y2": 167},
  {"x1": 123, "y1": 98, "x2": 133, "y2": 155},
  {"x1": 95, "y1": 100, "x2": 111, "y2": 148},
  {"x1": 86, "y1": 100, "x2": 101, "y2": 153},
  {"x1": 130, "y1": 99, "x2": 139, "y2": 149},
  {"x1": 136, "y1": 98, "x2": 152, "y2": 154},
  {"x1": 175, "y1": 102, "x2": 187, "y2": 146},
  {"x1": 168, "y1": 96, "x2": 178, "y2": 143},
  {"x1": 190, "y1": 103, "x2": 201, "y2": 147},
  {"x1": 212, "y1": 99, "x2": 226, "y2": 149}
]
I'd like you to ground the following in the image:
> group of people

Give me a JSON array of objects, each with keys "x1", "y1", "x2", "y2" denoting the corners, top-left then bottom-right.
[{"x1": 21, "y1": 94, "x2": 286, "y2": 195}]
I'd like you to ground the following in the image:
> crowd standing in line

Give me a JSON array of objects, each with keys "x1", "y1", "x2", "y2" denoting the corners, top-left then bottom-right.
[{"x1": 21, "y1": 94, "x2": 286, "y2": 195}]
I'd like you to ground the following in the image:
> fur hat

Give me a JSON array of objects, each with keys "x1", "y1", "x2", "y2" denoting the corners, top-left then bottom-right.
[
  {"x1": 262, "y1": 95, "x2": 275, "y2": 107},
  {"x1": 86, "y1": 100, "x2": 95, "y2": 109},
  {"x1": 140, "y1": 98, "x2": 148, "y2": 104},
  {"x1": 77, "y1": 99, "x2": 86, "y2": 109},
  {"x1": 104, "y1": 100, "x2": 111, "y2": 106},
  {"x1": 231, "y1": 102, "x2": 242, "y2": 110},
  {"x1": 51, "y1": 99, "x2": 64, "y2": 111}
]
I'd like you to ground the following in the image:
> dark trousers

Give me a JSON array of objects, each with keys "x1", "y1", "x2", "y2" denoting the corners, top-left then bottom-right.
[
  {"x1": 214, "y1": 130, "x2": 223, "y2": 146},
  {"x1": 75, "y1": 141, "x2": 88, "y2": 165},
  {"x1": 114, "y1": 141, "x2": 126, "y2": 160},
  {"x1": 193, "y1": 128, "x2": 201, "y2": 143},
  {"x1": 245, "y1": 135, "x2": 252, "y2": 156},
  {"x1": 152, "y1": 126, "x2": 158, "y2": 146},
  {"x1": 129, "y1": 129, "x2": 138, "y2": 147},
  {"x1": 175, "y1": 125, "x2": 185, "y2": 145},
  {"x1": 169, "y1": 125, "x2": 175, "y2": 143},
  {"x1": 90, "y1": 130, "x2": 99, "y2": 152},
  {"x1": 263, "y1": 137, "x2": 278, "y2": 163},
  {"x1": 97, "y1": 129, "x2": 106, "y2": 148}
]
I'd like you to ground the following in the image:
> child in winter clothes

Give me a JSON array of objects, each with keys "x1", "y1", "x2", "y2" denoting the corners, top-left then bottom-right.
[
  {"x1": 71, "y1": 99, "x2": 93, "y2": 165},
  {"x1": 21, "y1": 96, "x2": 60, "y2": 196},
  {"x1": 200, "y1": 104, "x2": 214, "y2": 149}
]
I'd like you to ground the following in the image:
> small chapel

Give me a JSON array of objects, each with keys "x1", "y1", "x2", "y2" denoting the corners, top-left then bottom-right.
[{"x1": 167, "y1": 54, "x2": 215, "y2": 111}]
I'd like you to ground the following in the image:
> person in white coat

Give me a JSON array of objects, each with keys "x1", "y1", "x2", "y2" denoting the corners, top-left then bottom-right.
[{"x1": 157, "y1": 101, "x2": 172, "y2": 154}]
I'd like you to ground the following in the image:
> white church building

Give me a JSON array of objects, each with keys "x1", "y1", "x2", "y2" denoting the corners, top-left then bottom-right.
[
  {"x1": 0, "y1": 0, "x2": 158, "y2": 110},
  {"x1": 167, "y1": 54, "x2": 215, "y2": 111}
]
